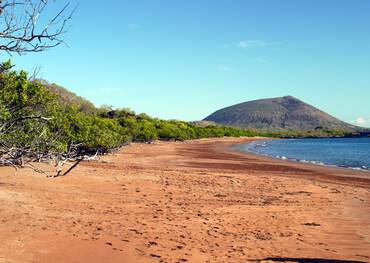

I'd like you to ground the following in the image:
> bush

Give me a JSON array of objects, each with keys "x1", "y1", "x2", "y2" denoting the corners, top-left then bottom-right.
[{"x1": 1, "y1": 61, "x2": 357, "y2": 168}]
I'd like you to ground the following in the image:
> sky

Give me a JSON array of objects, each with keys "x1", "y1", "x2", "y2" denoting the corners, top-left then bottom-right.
[{"x1": 5, "y1": 0, "x2": 370, "y2": 127}]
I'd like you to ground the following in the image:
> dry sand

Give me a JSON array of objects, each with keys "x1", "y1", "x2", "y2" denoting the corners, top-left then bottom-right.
[{"x1": 0, "y1": 137, "x2": 369, "y2": 263}]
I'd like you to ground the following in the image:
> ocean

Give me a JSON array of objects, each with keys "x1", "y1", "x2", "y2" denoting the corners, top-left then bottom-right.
[{"x1": 236, "y1": 137, "x2": 370, "y2": 171}]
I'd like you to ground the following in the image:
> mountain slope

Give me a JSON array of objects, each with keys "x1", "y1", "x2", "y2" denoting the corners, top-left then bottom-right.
[
  {"x1": 204, "y1": 96, "x2": 359, "y2": 131},
  {"x1": 38, "y1": 80, "x2": 97, "y2": 114}
]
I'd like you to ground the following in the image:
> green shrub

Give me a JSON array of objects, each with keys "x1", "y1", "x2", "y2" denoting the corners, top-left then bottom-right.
[{"x1": 1, "y1": 61, "x2": 358, "y2": 164}]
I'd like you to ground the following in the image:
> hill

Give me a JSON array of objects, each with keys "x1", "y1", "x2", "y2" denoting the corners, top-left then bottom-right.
[
  {"x1": 204, "y1": 96, "x2": 359, "y2": 131},
  {"x1": 39, "y1": 81, "x2": 97, "y2": 114}
]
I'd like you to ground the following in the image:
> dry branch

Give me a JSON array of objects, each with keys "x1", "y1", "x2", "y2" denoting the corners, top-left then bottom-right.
[
  {"x1": 0, "y1": 0, "x2": 76, "y2": 55},
  {"x1": 0, "y1": 142, "x2": 101, "y2": 177}
]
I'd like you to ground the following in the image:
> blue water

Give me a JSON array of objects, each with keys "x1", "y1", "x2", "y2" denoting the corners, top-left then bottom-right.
[{"x1": 236, "y1": 137, "x2": 370, "y2": 171}]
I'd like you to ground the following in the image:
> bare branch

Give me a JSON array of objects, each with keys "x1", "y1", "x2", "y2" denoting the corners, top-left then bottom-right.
[{"x1": 0, "y1": 0, "x2": 76, "y2": 54}]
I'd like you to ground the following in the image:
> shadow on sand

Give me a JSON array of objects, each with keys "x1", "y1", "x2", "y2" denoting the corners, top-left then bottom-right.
[{"x1": 251, "y1": 258, "x2": 367, "y2": 263}]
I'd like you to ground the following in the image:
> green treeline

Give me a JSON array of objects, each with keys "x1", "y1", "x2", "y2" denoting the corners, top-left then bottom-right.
[
  {"x1": 0, "y1": 61, "x2": 358, "y2": 159},
  {"x1": 0, "y1": 62, "x2": 270, "y2": 156}
]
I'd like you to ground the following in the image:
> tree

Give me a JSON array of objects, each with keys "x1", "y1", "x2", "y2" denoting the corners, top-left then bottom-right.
[
  {"x1": 0, "y1": 0, "x2": 76, "y2": 55},
  {"x1": 0, "y1": 63, "x2": 126, "y2": 176},
  {"x1": 0, "y1": 0, "x2": 76, "y2": 176},
  {"x1": 0, "y1": 61, "x2": 59, "y2": 168}
]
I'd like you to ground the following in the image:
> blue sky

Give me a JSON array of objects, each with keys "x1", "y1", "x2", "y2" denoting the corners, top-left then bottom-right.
[{"x1": 6, "y1": 0, "x2": 370, "y2": 126}]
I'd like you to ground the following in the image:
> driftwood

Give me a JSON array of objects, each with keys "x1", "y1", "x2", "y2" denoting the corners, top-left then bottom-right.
[
  {"x1": 0, "y1": 109, "x2": 103, "y2": 178},
  {"x1": 0, "y1": 142, "x2": 101, "y2": 178},
  {"x1": 0, "y1": 106, "x2": 101, "y2": 177}
]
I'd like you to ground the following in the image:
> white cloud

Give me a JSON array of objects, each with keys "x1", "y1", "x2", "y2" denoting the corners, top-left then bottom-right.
[
  {"x1": 238, "y1": 40, "x2": 282, "y2": 49},
  {"x1": 217, "y1": 64, "x2": 232, "y2": 72},
  {"x1": 128, "y1": 24, "x2": 139, "y2": 30},
  {"x1": 355, "y1": 117, "x2": 368, "y2": 125},
  {"x1": 256, "y1": 56, "x2": 268, "y2": 63},
  {"x1": 350, "y1": 117, "x2": 370, "y2": 127}
]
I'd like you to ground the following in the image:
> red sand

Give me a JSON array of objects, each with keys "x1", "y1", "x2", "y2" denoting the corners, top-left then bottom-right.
[{"x1": 1, "y1": 137, "x2": 369, "y2": 263}]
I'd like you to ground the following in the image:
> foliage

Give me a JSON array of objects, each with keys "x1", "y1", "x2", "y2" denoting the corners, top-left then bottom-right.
[
  {"x1": 0, "y1": 61, "x2": 62, "y2": 159},
  {"x1": 0, "y1": 61, "x2": 361, "y2": 169},
  {"x1": 0, "y1": 62, "x2": 126, "y2": 167},
  {"x1": 42, "y1": 82, "x2": 97, "y2": 114}
]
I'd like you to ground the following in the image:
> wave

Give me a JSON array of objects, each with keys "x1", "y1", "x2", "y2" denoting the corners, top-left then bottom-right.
[{"x1": 236, "y1": 139, "x2": 370, "y2": 172}]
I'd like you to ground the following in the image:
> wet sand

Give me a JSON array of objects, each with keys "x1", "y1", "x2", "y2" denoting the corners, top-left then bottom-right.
[{"x1": 0, "y1": 137, "x2": 369, "y2": 263}]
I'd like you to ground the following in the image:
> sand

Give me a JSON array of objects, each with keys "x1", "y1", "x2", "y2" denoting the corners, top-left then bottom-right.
[{"x1": 0, "y1": 137, "x2": 369, "y2": 263}]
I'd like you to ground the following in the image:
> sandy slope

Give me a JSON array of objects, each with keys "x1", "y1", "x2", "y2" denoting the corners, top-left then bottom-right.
[{"x1": 0, "y1": 137, "x2": 369, "y2": 263}]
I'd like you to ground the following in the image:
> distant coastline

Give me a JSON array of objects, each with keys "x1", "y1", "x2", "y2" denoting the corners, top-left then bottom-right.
[{"x1": 235, "y1": 137, "x2": 370, "y2": 172}]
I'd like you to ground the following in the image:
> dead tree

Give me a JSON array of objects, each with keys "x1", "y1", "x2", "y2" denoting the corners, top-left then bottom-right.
[
  {"x1": 0, "y1": 0, "x2": 76, "y2": 55},
  {"x1": 0, "y1": 1, "x2": 80, "y2": 176}
]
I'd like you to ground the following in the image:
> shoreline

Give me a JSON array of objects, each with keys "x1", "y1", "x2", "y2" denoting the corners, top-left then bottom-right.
[
  {"x1": 1, "y1": 137, "x2": 369, "y2": 262},
  {"x1": 223, "y1": 137, "x2": 370, "y2": 188},
  {"x1": 191, "y1": 137, "x2": 370, "y2": 188},
  {"x1": 231, "y1": 138, "x2": 370, "y2": 174}
]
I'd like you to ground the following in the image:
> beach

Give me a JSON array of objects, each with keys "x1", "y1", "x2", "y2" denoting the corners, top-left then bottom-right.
[{"x1": 0, "y1": 137, "x2": 369, "y2": 263}]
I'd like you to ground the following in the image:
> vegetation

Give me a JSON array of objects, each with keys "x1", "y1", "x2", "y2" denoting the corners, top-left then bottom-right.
[
  {"x1": 0, "y1": 61, "x2": 361, "y2": 174},
  {"x1": 0, "y1": 61, "x2": 265, "y2": 171}
]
